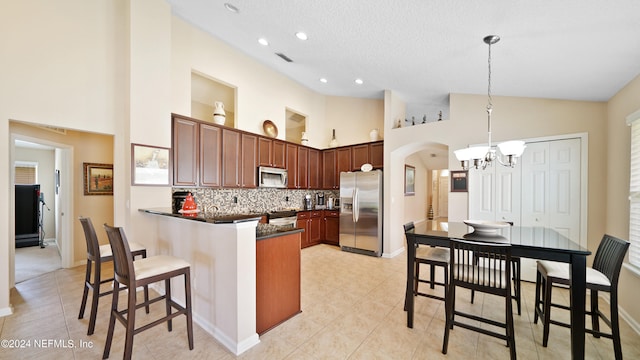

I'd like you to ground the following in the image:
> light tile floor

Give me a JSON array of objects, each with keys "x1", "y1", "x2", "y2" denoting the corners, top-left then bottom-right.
[{"x1": 1, "y1": 244, "x2": 639, "y2": 359}]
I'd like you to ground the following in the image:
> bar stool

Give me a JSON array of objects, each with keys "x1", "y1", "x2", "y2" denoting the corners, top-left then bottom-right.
[
  {"x1": 102, "y1": 224, "x2": 194, "y2": 360},
  {"x1": 403, "y1": 222, "x2": 449, "y2": 310},
  {"x1": 534, "y1": 234, "x2": 629, "y2": 360},
  {"x1": 78, "y1": 217, "x2": 148, "y2": 335}
]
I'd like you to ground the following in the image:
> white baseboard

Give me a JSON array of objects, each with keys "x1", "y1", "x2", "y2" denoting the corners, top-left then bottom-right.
[{"x1": 0, "y1": 306, "x2": 14, "y2": 317}]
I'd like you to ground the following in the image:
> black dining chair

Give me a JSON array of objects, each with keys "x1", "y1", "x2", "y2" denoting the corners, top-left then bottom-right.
[
  {"x1": 77, "y1": 217, "x2": 148, "y2": 335},
  {"x1": 403, "y1": 222, "x2": 449, "y2": 310},
  {"x1": 534, "y1": 234, "x2": 629, "y2": 360},
  {"x1": 102, "y1": 224, "x2": 194, "y2": 360},
  {"x1": 443, "y1": 239, "x2": 516, "y2": 360}
]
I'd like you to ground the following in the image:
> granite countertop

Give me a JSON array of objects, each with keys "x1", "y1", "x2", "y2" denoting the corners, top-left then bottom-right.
[
  {"x1": 139, "y1": 208, "x2": 304, "y2": 240},
  {"x1": 139, "y1": 208, "x2": 264, "y2": 224}
]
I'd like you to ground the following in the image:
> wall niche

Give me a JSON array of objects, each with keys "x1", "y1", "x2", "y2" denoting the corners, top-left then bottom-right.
[
  {"x1": 285, "y1": 108, "x2": 307, "y2": 145},
  {"x1": 191, "y1": 71, "x2": 236, "y2": 127}
]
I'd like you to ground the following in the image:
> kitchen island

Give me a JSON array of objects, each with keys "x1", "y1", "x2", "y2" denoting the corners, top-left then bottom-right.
[{"x1": 140, "y1": 208, "x2": 302, "y2": 355}]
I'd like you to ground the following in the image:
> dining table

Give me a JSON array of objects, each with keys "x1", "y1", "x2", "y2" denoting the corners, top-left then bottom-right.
[{"x1": 405, "y1": 221, "x2": 591, "y2": 360}]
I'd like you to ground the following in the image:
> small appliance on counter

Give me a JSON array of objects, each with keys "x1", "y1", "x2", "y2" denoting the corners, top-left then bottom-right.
[
  {"x1": 327, "y1": 197, "x2": 338, "y2": 210},
  {"x1": 304, "y1": 194, "x2": 312, "y2": 210},
  {"x1": 315, "y1": 192, "x2": 325, "y2": 209}
]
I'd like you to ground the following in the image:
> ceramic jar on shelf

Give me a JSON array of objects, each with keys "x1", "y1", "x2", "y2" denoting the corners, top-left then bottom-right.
[{"x1": 213, "y1": 101, "x2": 226, "y2": 125}]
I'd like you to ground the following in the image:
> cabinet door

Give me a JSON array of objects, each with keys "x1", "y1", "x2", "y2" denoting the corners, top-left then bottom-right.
[
  {"x1": 272, "y1": 140, "x2": 286, "y2": 168},
  {"x1": 322, "y1": 149, "x2": 336, "y2": 189},
  {"x1": 351, "y1": 144, "x2": 369, "y2": 171},
  {"x1": 241, "y1": 133, "x2": 258, "y2": 188},
  {"x1": 172, "y1": 117, "x2": 198, "y2": 186},
  {"x1": 286, "y1": 144, "x2": 298, "y2": 189},
  {"x1": 323, "y1": 211, "x2": 340, "y2": 245},
  {"x1": 308, "y1": 148, "x2": 320, "y2": 189},
  {"x1": 222, "y1": 129, "x2": 241, "y2": 187},
  {"x1": 258, "y1": 137, "x2": 272, "y2": 167},
  {"x1": 370, "y1": 141, "x2": 383, "y2": 169},
  {"x1": 297, "y1": 146, "x2": 309, "y2": 189},
  {"x1": 336, "y1": 147, "x2": 352, "y2": 181},
  {"x1": 200, "y1": 124, "x2": 222, "y2": 187},
  {"x1": 309, "y1": 213, "x2": 322, "y2": 245}
]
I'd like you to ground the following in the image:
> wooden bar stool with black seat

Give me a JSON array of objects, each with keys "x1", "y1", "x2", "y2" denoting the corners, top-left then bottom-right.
[
  {"x1": 534, "y1": 234, "x2": 629, "y2": 360},
  {"x1": 102, "y1": 224, "x2": 194, "y2": 360},
  {"x1": 78, "y1": 217, "x2": 149, "y2": 336},
  {"x1": 403, "y1": 222, "x2": 449, "y2": 310},
  {"x1": 443, "y1": 239, "x2": 516, "y2": 360}
]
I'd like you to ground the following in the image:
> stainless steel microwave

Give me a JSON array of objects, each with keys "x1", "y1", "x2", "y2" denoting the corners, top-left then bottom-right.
[{"x1": 258, "y1": 166, "x2": 288, "y2": 188}]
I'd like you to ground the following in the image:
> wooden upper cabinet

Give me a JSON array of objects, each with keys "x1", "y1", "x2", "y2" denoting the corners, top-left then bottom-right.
[
  {"x1": 336, "y1": 147, "x2": 352, "y2": 179},
  {"x1": 241, "y1": 133, "x2": 258, "y2": 188},
  {"x1": 272, "y1": 140, "x2": 286, "y2": 168},
  {"x1": 200, "y1": 123, "x2": 222, "y2": 187},
  {"x1": 172, "y1": 117, "x2": 198, "y2": 186},
  {"x1": 286, "y1": 143, "x2": 298, "y2": 189},
  {"x1": 370, "y1": 141, "x2": 383, "y2": 169},
  {"x1": 351, "y1": 144, "x2": 370, "y2": 171},
  {"x1": 322, "y1": 149, "x2": 337, "y2": 189},
  {"x1": 222, "y1": 129, "x2": 241, "y2": 187},
  {"x1": 297, "y1": 146, "x2": 309, "y2": 189},
  {"x1": 308, "y1": 148, "x2": 320, "y2": 189},
  {"x1": 258, "y1": 137, "x2": 273, "y2": 167}
]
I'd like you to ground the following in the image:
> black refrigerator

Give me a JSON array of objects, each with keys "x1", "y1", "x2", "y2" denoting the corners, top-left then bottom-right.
[{"x1": 15, "y1": 184, "x2": 40, "y2": 248}]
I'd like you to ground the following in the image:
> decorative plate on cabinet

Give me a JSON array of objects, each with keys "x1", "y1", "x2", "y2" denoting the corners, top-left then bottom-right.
[{"x1": 263, "y1": 120, "x2": 278, "y2": 138}]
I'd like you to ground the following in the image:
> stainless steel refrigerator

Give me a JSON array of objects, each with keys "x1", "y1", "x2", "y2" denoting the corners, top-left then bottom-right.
[{"x1": 339, "y1": 170, "x2": 382, "y2": 257}]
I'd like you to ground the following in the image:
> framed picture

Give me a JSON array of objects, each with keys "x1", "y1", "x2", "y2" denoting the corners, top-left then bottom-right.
[
  {"x1": 404, "y1": 165, "x2": 415, "y2": 196},
  {"x1": 131, "y1": 143, "x2": 171, "y2": 186},
  {"x1": 83, "y1": 163, "x2": 113, "y2": 195},
  {"x1": 451, "y1": 170, "x2": 468, "y2": 192}
]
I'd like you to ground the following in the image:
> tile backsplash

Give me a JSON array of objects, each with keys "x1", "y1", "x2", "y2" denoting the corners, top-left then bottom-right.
[{"x1": 173, "y1": 188, "x2": 339, "y2": 215}]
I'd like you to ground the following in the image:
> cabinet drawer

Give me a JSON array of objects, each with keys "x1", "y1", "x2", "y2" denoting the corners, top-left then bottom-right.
[
  {"x1": 297, "y1": 211, "x2": 309, "y2": 220},
  {"x1": 310, "y1": 211, "x2": 322, "y2": 218},
  {"x1": 325, "y1": 211, "x2": 339, "y2": 217}
]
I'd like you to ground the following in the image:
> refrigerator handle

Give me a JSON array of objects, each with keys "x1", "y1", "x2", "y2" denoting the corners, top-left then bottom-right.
[{"x1": 353, "y1": 187, "x2": 359, "y2": 222}]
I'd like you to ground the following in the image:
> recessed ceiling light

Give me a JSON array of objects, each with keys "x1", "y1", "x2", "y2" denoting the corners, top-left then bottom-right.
[
  {"x1": 355, "y1": 78, "x2": 364, "y2": 85},
  {"x1": 258, "y1": 38, "x2": 269, "y2": 46},
  {"x1": 295, "y1": 32, "x2": 308, "y2": 41},
  {"x1": 224, "y1": 3, "x2": 239, "y2": 13},
  {"x1": 319, "y1": 78, "x2": 328, "y2": 83}
]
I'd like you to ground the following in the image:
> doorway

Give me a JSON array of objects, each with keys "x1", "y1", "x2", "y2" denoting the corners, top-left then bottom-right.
[{"x1": 10, "y1": 133, "x2": 73, "y2": 286}]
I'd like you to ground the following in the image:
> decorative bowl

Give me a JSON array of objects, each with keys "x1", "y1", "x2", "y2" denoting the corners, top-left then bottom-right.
[
  {"x1": 263, "y1": 120, "x2": 278, "y2": 138},
  {"x1": 463, "y1": 220, "x2": 511, "y2": 234}
]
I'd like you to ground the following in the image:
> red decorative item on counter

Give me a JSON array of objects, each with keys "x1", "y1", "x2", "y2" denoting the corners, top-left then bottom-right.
[{"x1": 180, "y1": 192, "x2": 198, "y2": 217}]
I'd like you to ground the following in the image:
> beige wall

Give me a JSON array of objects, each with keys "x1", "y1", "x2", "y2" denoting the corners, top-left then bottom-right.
[
  {"x1": 606, "y1": 73, "x2": 640, "y2": 326},
  {"x1": 403, "y1": 154, "x2": 428, "y2": 225}
]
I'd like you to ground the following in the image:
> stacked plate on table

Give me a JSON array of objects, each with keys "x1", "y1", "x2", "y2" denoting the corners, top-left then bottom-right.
[{"x1": 463, "y1": 220, "x2": 510, "y2": 234}]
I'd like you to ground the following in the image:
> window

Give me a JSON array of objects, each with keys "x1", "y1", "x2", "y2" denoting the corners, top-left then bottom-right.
[
  {"x1": 627, "y1": 109, "x2": 640, "y2": 268},
  {"x1": 15, "y1": 162, "x2": 37, "y2": 184}
]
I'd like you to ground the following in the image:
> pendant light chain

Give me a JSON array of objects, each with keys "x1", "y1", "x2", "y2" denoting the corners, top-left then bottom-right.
[{"x1": 486, "y1": 39, "x2": 494, "y2": 149}]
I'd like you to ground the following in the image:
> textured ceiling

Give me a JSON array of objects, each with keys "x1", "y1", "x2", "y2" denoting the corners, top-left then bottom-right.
[{"x1": 166, "y1": 0, "x2": 640, "y2": 122}]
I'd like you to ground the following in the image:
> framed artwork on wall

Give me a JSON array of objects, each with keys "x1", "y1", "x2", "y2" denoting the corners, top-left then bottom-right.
[
  {"x1": 405, "y1": 165, "x2": 415, "y2": 196},
  {"x1": 451, "y1": 170, "x2": 468, "y2": 192},
  {"x1": 83, "y1": 163, "x2": 113, "y2": 195},
  {"x1": 131, "y1": 143, "x2": 171, "y2": 186}
]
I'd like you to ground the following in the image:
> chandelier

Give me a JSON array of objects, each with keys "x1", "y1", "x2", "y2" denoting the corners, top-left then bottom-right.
[{"x1": 454, "y1": 35, "x2": 526, "y2": 170}]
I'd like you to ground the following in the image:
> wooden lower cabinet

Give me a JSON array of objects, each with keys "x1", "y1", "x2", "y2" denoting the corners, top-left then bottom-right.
[
  {"x1": 256, "y1": 232, "x2": 301, "y2": 335},
  {"x1": 323, "y1": 210, "x2": 340, "y2": 246},
  {"x1": 297, "y1": 211, "x2": 322, "y2": 248}
]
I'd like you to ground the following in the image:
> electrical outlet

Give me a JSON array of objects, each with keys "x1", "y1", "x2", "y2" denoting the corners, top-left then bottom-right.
[
  {"x1": 285, "y1": 196, "x2": 289, "y2": 202},
  {"x1": 233, "y1": 196, "x2": 238, "y2": 203}
]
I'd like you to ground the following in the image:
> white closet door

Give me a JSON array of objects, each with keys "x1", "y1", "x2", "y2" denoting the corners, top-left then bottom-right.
[
  {"x1": 469, "y1": 167, "x2": 496, "y2": 221},
  {"x1": 520, "y1": 138, "x2": 581, "y2": 281}
]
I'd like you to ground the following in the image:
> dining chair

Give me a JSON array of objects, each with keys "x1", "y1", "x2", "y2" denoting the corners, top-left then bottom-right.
[
  {"x1": 403, "y1": 222, "x2": 449, "y2": 310},
  {"x1": 102, "y1": 224, "x2": 194, "y2": 360},
  {"x1": 77, "y1": 217, "x2": 148, "y2": 335},
  {"x1": 443, "y1": 239, "x2": 516, "y2": 360},
  {"x1": 534, "y1": 234, "x2": 629, "y2": 360}
]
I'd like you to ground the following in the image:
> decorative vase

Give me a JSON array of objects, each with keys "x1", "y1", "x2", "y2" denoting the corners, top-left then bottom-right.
[
  {"x1": 182, "y1": 192, "x2": 198, "y2": 217},
  {"x1": 369, "y1": 128, "x2": 379, "y2": 141},
  {"x1": 328, "y1": 129, "x2": 338, "y2": 147},
  {"x1": 213, "y1": 101, "x2": 226, "y2": 125},
  {"x1": 428, "y1": 204, "x2": 434, "y2": 220},
  {"x1": 301, "y1": 132, "x2": 309, "y2": 146}
]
